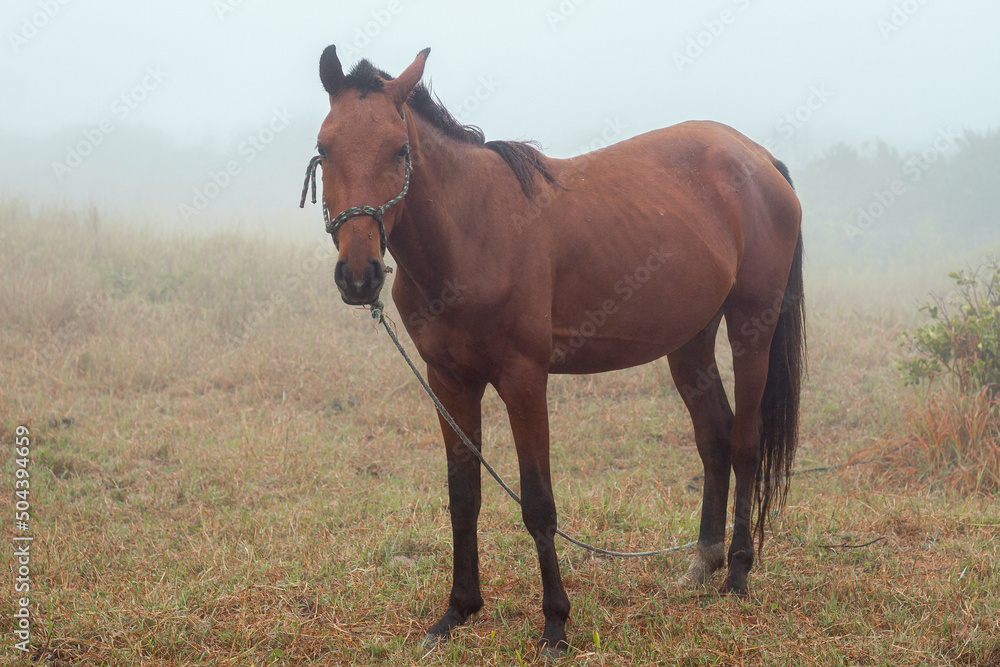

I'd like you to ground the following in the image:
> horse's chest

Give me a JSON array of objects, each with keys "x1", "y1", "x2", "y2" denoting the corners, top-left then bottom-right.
[{"x1": 405, "y1": 316, "x2": 493, "y2": 382}]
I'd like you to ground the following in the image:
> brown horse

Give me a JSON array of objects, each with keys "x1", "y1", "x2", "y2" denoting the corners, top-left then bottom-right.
[{"x1": 305, "y1": 46, "x2": 805, "y2": 657}]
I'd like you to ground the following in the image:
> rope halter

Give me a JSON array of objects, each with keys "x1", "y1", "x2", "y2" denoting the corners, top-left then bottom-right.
[{"x1": 299, "y1": 110, "x2": 413, "y2": 257}]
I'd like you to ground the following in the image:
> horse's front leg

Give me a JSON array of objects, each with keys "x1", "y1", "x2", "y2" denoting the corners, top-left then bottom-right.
[
  {"x1": 496, "y1": 361, "x2": 570, "y2": 658},
  {"x1": 423, "y1": 367, "x2": 487, "y2": 645}
]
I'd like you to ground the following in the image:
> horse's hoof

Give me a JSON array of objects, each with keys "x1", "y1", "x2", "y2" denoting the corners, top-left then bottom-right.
[
  {"x1": 678, "y1": 543, "x2": 725, "y2": 590},
  {"x1": 539, "y1": 641, "x2": 568, "y2": 660},
  {"x1": 721, "y1": 578, "x2": 749, "y2": 598},
  {"x1": 420, "y1": 633, "x2": 443, "y2": 650}
]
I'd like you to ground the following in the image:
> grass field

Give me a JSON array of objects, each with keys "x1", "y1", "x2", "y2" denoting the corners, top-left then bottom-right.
[{"x1": 2, "y1": 202, "x2": 999, "y2": 665}]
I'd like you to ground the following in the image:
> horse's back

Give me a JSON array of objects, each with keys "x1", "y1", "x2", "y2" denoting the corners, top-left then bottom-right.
[{"x1": 542, "y1": 121, "x2": 798, "y2": 374}]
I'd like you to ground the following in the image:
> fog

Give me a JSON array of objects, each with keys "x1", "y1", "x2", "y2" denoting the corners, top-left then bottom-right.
[{"x1": 3, "y1": 0, "x2": 1000, "y2": 234}]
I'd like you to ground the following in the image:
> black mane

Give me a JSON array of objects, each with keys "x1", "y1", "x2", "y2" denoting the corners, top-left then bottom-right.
[
  {"x1": 344, "y1": 58, "x2": 557, "y2": 198},
  {"x1": 342, "y1": 59, "x2": 390, "y2": 97}
]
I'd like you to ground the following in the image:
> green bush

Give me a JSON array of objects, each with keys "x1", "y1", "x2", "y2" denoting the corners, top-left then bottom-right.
[
  {"x1": 899, "y1": 258, "x2": 1000, "y2": 494},
  {"x1": 899, "y1": 257, "x2": 1000, "y2": 397}
]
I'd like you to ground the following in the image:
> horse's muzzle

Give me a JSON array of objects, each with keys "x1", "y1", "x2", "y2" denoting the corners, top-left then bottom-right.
[{"x1": 334, "y1": 258, "x2": 385, "y2": 305}]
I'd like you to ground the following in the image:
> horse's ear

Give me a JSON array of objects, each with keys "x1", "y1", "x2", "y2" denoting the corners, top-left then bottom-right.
[
  {"x1": 319, "y1": 45, "x2": 345, "y2": 97},
  {"x1": 386, "y1": 48, "x2": 430, "y2": 110}
]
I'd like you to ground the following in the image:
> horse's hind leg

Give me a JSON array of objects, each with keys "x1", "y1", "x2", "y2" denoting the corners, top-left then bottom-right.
[
  {"x1": 721, "y1": 301, "x2": 777, "y2": 595},
  {"x1": 668, "y1": 312, "x2": 733, "y2": 588}
]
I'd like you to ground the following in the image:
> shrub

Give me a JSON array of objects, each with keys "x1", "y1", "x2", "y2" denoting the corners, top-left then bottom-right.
[
  {"x1": 899, "y1": 257, "x2": 1000, "y2": 396},
  {"x1": 898, "y1": 258, "x2": 1000, "y2": 494}
]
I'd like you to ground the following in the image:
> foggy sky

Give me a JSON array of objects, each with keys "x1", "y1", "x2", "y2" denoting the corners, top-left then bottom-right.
[{"x1": 3, "y1": 0, "x2": 999, "y2": 223}]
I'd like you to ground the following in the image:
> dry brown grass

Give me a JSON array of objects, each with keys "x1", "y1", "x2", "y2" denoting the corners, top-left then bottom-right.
[
  {"x1": 2, "y1": 202, "x2": 999, "y2": 665},
  {"x1": 915, "y1": 391, "x2": 999, "y2": 492},
  {"x1": 872, "y1": 389, "x2": 1000, "y2": 496}
]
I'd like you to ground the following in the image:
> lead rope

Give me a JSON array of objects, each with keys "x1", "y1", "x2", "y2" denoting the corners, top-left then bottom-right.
[{"x1": 368, "y1": 300, "x2": 699, "y2": 557}]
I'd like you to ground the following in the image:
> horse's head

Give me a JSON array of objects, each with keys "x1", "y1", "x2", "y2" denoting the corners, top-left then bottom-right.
[{"x1": 309, "y1": 45, "x2": 429, "y2": 305}]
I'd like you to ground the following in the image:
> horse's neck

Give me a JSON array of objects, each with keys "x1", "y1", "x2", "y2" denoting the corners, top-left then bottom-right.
[{"x1": 388, "y1": 115, "x2": 497, "y2": 298}]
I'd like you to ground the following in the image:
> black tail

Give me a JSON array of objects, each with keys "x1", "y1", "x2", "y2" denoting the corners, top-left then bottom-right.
[{"x1": 754, "y1": 164, "x2": 805, "y2": 548}]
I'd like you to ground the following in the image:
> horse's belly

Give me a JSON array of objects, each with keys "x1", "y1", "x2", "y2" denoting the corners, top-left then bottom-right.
[
  {"x1": 547, "y1": 248, "x2": 732, "y2": 374},
  {"x1": 547, "y1": 282, "x2": 727, "y2": 374},
  {"x1": 548, "y1": 332, "x2": 670, "y2": 374}
]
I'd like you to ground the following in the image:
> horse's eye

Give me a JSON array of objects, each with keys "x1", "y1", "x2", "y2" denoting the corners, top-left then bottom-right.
[
  {"x1": 316, "y1": 144, "x2": 327, "y2": 159},
  {"x1": 395, "y1": 145, "x2": 409, "y2": 162}
]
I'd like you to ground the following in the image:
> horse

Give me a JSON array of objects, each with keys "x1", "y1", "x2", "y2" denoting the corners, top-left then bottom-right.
[{"x1": 302, "y1": 45, "x2": 805, "y2": 657}]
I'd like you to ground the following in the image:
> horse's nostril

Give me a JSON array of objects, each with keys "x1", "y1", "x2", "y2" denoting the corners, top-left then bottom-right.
[
  {"x1": 334, "y1": 260, "x2": 352, "y2": 290},
  {"x1": 369, "y1": 260, "x2": 385, "y2": 287}
]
